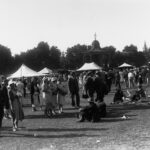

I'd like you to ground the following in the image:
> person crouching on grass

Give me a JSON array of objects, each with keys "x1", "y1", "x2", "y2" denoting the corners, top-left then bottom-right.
[{"x1": 8, "y1": 82, "x2": 24, "y2": 132}]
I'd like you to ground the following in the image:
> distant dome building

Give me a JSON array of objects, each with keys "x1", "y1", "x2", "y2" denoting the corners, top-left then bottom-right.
[
  {"x1": 83, "y1": 34, "x2": 102, "y2": 63},
  {"x1": 91, "y1": 39, "x2": 101, "y2": 51}
]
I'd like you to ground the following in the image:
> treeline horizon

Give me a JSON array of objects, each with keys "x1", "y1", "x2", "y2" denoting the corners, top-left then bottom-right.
[{"x1": 0, "y1": 41, "x2": 150, "y2": 75}]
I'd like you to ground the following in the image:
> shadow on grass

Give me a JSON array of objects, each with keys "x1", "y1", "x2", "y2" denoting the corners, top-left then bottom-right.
[
  {"x1": 101, "y1": 118, "x2": 134, "y2": 123},
  {"x1": 104, "y1": 103, "x2": 150, "y2": 120},
  {"x1": 27, "y1": 127, "x2": 108, "y2": 132},
  {"x1": 25, "y1": 112, "x2": 77, "y2": 119},
  {"x1": 108, "y1": 104, "x2": 150, "y2": 112},
  {"x1": 1, "y1": 132, "x2": 100, "y2": 139}
]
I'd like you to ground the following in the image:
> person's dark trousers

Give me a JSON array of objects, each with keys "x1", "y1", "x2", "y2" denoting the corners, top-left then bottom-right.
[
  {"x1": 71, "y1": 92, "x2": 80, "y2": 107},
  {"x1": 31, "y1": 94, "x2": 34, "y2": 105},
  {"x1": 0, "y1": 106, "x2": 4, "y2": 128},
  {"x1": 88, "y1": 90, "x2": 94, "y2": 101},
  {"x1": 95, "y1": 92, "x2": 104, "y2": 102},
  {"x1": 107, "y1": 80, "x2": 112, "y2": 92},
  {"x1": 24, "y1": 87, "x2": 26, "y2": 98}
]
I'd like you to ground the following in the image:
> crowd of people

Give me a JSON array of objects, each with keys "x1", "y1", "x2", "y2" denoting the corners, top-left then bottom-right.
[{"x1": 0, "y1": 66, "x2": 150, "y2": 131}]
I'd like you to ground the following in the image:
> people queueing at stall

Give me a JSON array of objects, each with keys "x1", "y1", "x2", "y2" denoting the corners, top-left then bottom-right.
[{"x1": 0, "y1": 66, "x2": 150, "y2": 131}]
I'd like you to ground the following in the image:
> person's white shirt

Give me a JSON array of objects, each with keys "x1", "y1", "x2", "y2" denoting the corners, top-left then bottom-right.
[
  {"x1": 128, "y1": 72, "x2": 134, "y2": 79},
  {"x1": 16, "y1": 80, "x2": 24, "y2": 96}
]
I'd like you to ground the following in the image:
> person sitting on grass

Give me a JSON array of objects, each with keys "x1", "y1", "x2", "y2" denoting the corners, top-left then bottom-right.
[
  {"x1": 95, "y1": 101, "x2": 107, "y2": 118},
  {"x1": 113, "y1": 87, "x2": 126, "y2": 104},
  {"x1": 77, "y1": 99, "x2": 100, "y2": 123},
  {"x1": 129, "y1": 85, "x2": 146, "y2": 102}
]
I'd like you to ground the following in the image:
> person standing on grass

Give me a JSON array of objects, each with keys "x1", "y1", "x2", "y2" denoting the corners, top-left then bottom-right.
[
  {"x1": 30, "y1": 77, "x2": 36, "y2": 111},
  {"x1": 119, "y1": 70, "x2": 124, "y2": 87},
  {"x1": 128, "y1": 70, "x2": 135, "y2": 88},
  {"x1": 41, "y1": 78, "x2": 54, "y2": 115},
  {"x1": 123, "y1": 69, "x2": 129, "y2": 88},
  {"x1": 57, "y1": 77, "x2": 68, "y2": 114},
  {"x1": 68, "y1": 72, "x2": 80, "y2": 108},
  {"x1": 8, "y1": 83, "x2": 24, "y2": 132},
  {"x1": 22, "y1": 78, "x2": 27, "y2": 98},
  {"x1": 0, "y1": 79, "x2": 10, "y2": 129},
  {"x1": 16, "y1": 79, "x2": 24, "y2": 106},
  {"x1": 84, "y1": 71, "x2": 95, "y2": 101},
  {"x1": 94, "y1": 72, "x2": 108, "y2": 102},
  {"x1": 34, "y1": 80, "x2": 42, "y2": 110},
  {"x1": 106, "y1": 69, "x2": 113, "y2": 92},
  {"x1": 49, "y1": 77, "x2": 58, "y2": 114},
  {"x1": 115, "y1": 70, "x2": 121, "y2": 89}
]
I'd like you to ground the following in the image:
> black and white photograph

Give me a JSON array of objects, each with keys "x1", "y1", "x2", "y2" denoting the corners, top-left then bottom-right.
[{"x1": 1, "y1": 0, "x2": 150, "y2": 149}]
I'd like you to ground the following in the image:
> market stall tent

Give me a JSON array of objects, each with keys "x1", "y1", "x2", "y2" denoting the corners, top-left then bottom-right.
[
  {"x1": 77, "y1": 62, "x2": 102, "y2": 71},
  {"x1": 8, "y1": 64, "x2": 41, "y2": 79},
  {"x1": 118, "y1": 63, "x2": 133, "y2": 68},
  {"x1": 38, "y1": 67, "x2": 52, "y2": 75}
]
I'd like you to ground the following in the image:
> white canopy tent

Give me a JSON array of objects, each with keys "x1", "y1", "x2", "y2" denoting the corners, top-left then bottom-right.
[
  {"x1": 118, "y1": 63, "x2": 133, "y2": 68},
  {"x1": 8, "y1": 64, "x2": 41, "y2": 79},
  {"x1": 77, "y1": 62, "x2": 102, "y2": 71},
  {"x1": 38, "y1": 67, "x2": 52, "y2": 75}
]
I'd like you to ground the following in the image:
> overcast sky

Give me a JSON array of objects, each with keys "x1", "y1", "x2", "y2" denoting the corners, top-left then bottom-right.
[{"x1": 0, "y1": 0, "x2": 150, "y2": 55}]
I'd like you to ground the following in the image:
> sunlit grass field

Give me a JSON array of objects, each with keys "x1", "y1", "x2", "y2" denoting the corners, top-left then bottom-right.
[{"x1": 1, "y1": 85, "x2": 150, "y2": 150}]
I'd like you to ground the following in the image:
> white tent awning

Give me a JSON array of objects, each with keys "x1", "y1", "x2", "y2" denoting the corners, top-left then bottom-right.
[
  {"x1": 118, "y1": 63, "x2": 133, "y2": 68},
  {"x1": 77, "y1": 62, "x2": 102, "y2": 71},
  {"x1": 8, "y1": 64, "x2": 41, "y2": 79},
  {"x1": 38, "y1": 67, "x2": 52, "y2": 75}
]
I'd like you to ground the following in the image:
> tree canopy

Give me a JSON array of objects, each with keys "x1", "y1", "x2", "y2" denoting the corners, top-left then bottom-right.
[{"x1": 0, "y1": 41, "x2": 149, "y2": 75}]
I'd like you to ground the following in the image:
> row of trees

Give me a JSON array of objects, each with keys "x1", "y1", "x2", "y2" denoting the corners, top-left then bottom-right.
[{"x1": 0, "y1": 41, "x2": 150, "y2": 75}]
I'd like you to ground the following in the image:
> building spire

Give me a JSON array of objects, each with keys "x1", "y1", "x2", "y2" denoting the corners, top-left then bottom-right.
[
  {"x1": 94, "y1": 33, "x2": 97, "y2": 40},
  {"x1": 143, "y1": 41, "x2": 148, "y2": 52}
]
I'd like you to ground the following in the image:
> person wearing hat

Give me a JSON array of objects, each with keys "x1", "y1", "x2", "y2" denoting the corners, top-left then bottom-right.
[
  {"x1": 77, "y1": 99, "x2": 100, "y2": 122},
  {"x1": 68, "y1": 72, "x2": 80, "y2": 108}
]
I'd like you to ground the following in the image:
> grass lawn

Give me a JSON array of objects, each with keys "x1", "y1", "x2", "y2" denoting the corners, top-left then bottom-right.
[{"x1": 1, "y1": 86, "x2": 150, "y2": 150}]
